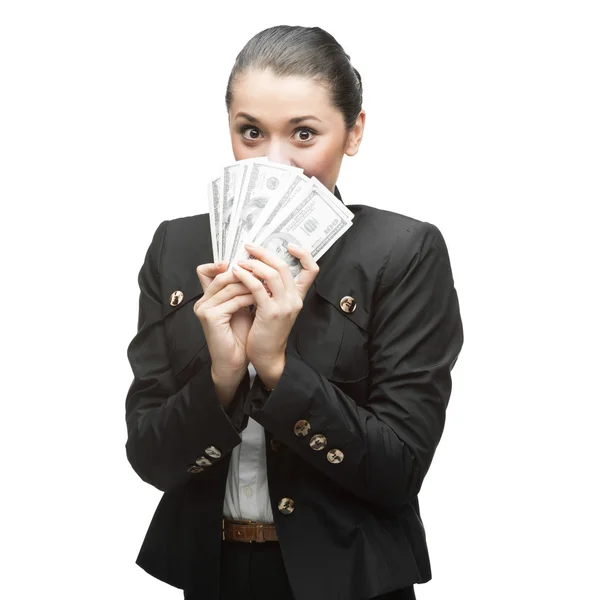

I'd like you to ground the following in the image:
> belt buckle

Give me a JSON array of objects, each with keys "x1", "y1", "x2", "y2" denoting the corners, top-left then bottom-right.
[
  {"x1": 223, "y1": 518, "x2": 256, "y2": 543},
  {"x1": 255, "y1": 522, "x2": 265, "y2": 543}
]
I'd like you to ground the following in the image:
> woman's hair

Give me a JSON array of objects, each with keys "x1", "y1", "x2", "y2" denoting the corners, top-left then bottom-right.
[{"x1": 225, "y1": 25, "x2": 363, "y2": 130}]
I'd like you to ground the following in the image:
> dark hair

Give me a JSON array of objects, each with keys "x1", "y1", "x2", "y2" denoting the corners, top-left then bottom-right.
[{"x1": 225, "y1": 25, "x2": 363, "y2": 130}]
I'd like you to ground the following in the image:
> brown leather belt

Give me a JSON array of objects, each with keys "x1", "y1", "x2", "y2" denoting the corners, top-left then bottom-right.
[{"x1": 222, "y1": 518, "x2": 279, "y2": 543}]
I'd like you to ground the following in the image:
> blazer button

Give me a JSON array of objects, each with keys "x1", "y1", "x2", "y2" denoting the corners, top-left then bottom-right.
[
  {"x1": 327, "y1": 449, "x2": 344, "y2": 464},
  {"x1": 339, "y1": 296, "x2": 357, "y2": 313},
  {"x1": 309, "y1": 434, "x2": 327, "y2": 451},
  {"x1": 294, "y1": 420, "x2": 311, "y2": 437},
  {"x1": 278, "y1": 497, "x2": 295, "y2": 515},
  {"x1": 205, "y1": 446, "x2": 222, "y2": 459},
  {"x1": 169, "y1": 290, "x2": 184, "y2": 306},
  {"x1": 187, "y1": 465, "x2": 204, "y2": 474},
  {"x1": 195, "y1": 456, "x2": 212, "y2": 467}
]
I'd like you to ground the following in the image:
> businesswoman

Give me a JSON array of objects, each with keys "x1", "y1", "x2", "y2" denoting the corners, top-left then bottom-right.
[{"x1": 125, "y1": 25, "x2": 463, "y2": 600}]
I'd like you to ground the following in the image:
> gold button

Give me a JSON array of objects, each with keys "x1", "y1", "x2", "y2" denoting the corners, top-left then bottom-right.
[
  {"x1": 270, "y1": 439, "x2": 282, "y2": 452},
  {"x1": 327, "y1": 449, "x2": 344, "y2": 464},
  {"x1": 278, "y1": 497, "x2": 295, "y2": 515},
  {"x1": 195, "y1": 456, "x2": 212, "y2": 467},
  {"x1": 294, "y1": 420, "x2": 311, "y2": 437},
  {"x1": 309, "y1": 434, "x2": 327, "y2": 451},
  {"x1": 205, "y1": 446, "x2": 221, "y2": 459},
  {"x1": 170, "y1": 290, "x2": 184, "y2": 306},
  {"x1": 187, "y1": 465, "x2": 204, "y2": 474},
  {"x1": 340, "y1": 296, "x2": 357, "y2": 313}
]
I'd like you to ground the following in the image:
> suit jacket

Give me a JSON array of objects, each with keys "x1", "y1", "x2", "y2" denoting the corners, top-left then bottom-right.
[{"x1": 125, "y1": 192, "x2": 463, "y2": 600}]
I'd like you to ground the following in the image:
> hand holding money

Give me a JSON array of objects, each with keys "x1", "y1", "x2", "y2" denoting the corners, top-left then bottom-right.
[
  {"x1": 193, "y1": 262, "x2": 255, "y2": 407},
  {"x1": 206, "y1": 157, "x2": 354, "y2": 389},
  {"x1": 230, "y1": 241, "x2": 320, "y2": 389}
]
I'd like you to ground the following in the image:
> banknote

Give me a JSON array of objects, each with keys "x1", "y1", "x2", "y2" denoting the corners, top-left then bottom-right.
[
  {"x1": 252, "y1": 185, "x2": 353, "y2": 278},
  {"x1": 226, "y1": 161, "x2": 302, "y2": 265},
  {"x1": 233, "y1": 173, "x2": 355, "y2": 264},
  {"x1": 221, "y1": 162, "x2": 247, "y2": 263},
  {"x1": 308, "y1": 175, "x2": 355, "y2": 222},
  {"x1": 207, "y1": 176, "x2": 222, "y2": 261},
  {"x1": 230, "y1": 172, "x2": 310, "y2": 263}
]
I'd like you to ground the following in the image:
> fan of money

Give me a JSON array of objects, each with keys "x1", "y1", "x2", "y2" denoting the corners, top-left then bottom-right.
[{"x1": 207, "y1": 158, "x2": 354, "y2": 279}]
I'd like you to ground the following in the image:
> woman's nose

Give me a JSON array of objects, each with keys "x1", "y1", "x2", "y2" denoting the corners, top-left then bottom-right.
[{"x1": 266, "y1": 143, "x2": 292, "y2": 166}]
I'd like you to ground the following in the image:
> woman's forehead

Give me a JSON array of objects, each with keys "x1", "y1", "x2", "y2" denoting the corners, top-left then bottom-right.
[{"x1": 230, "y1": 69, "x2": 336, "y2": 120}]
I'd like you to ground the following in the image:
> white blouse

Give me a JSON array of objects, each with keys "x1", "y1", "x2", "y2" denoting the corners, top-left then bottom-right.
[{"x1": 222, "y1": 363, "x2": 275, "y2": 523}]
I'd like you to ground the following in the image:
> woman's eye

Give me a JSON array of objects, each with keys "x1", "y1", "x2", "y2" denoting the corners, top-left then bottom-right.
[
  {"x1": 241, "y1": 127, "x2": 262, "y2": 140},
  {"x1": 293, "y1": 128, "x2": 315, "y2": 142}
]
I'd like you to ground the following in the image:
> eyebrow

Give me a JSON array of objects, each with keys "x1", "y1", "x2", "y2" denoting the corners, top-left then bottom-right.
[{"x1": 234, "y1": 112, "x2": 322, "y2": 124}]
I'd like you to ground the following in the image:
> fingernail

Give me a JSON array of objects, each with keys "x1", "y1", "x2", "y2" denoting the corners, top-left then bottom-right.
[
  {"x1": 232, "y1": 264, "x2": 239, "y2": 271},
  {"x1": 288, "y1": 243, "x2": 298, "y2": 249}
]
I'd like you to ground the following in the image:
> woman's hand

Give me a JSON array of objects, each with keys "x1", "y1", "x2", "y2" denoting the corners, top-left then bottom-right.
[
  {"x1": 231, "y1": 243, "x2": 319, "y2": 389},
  {"x1": 194, "y1": 262, "x2": 256, "y2": 405}
]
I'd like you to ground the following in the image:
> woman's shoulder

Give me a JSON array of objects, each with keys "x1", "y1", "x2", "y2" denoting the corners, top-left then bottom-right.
[
  {"x1": 346, "y1": 203, "x2": 445, "y2": 257},
  {"x1": 164, "y1": 212, "x2": 211, "y2": 238},
  {"x1": 154, "y1": 212, "x2": 211, "y2": 245},
  {"x1": 144, "y1": 213, "x2": 214, "y2": 273},
  {"x1": 310, "y1": 203, "x2": 451, "y2": 299}
]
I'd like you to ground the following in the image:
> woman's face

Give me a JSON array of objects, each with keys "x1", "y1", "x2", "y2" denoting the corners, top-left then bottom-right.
[{"x1": 228, "y1": 69, "x2": 365, "y2": 193}]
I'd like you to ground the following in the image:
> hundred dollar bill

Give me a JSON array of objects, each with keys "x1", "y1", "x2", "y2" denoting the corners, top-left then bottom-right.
[
  {"x1": 222, "y1": 162, "x2": 249, "y2": 263},
  {"x1": 226, "y1": 160, "x2": 302, "y2": 266},
  {"x1": 251, "y1": 186, "x2": 353, "y2": 278},
  {"x1": 207, "y1": 176, "x2": 222, "y2": 261},
  {"x1": 231, "y1": 172, "x2": 310, "y2": 263},
  {"x1": 233, "y1": 173, "x2": 354, "y2": 264},
  {"x1": 308, "y1": 175, "x2": 355, "y2": 222}
]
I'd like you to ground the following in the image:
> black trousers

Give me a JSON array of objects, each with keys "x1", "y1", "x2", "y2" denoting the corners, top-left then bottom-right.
[{"x1": 184, "y1": 540, "x2": 416, "y2": 600}]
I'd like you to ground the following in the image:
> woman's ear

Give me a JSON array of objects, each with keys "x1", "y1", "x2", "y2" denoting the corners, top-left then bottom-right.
[{"x1": 345, "y1": 109, "x2": 366, "y2": 157}]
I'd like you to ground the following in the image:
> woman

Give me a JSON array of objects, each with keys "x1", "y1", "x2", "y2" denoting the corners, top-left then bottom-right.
[{"x1": 125, "y1": 25, "x2": 463, "y2": 600}]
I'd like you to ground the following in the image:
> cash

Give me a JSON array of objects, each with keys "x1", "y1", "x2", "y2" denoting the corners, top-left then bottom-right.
[{"x1": 207, "y1": 158, "x2": 354, "y2": 278}]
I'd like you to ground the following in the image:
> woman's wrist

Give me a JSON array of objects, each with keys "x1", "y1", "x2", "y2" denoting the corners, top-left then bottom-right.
[
  {"x1": 254, "y1": 355, "x2": 286, "y2": 391},
  {"x1": 211, "y1": 366, "x2": 247, "y2": 408}
]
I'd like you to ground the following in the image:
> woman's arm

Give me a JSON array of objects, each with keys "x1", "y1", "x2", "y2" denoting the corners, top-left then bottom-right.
[
  {"x1": 125, "y1": 221, "x2": 248, "y2": 492},
  {"x1": 245, "y1": 222, "x2": 464, "y2": 510}
]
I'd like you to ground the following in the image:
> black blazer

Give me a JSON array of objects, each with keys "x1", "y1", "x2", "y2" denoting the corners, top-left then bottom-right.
[{"x1": 125, "y1": 193, "x2": 463, "y2": 600}]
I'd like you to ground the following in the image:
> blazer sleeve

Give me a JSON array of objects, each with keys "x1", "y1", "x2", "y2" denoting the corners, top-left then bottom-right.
[
  {"x1": 245, "y1": 222, "x2": 464, "y2": 510},
  {"x1": 125, "y1": 220, "x2": 248, "y2": 492}
]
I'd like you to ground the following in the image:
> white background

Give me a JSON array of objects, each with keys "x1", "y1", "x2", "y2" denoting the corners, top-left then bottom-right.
[{"x1": 1, "y1": 1, "x2": 598, "y2": 598}]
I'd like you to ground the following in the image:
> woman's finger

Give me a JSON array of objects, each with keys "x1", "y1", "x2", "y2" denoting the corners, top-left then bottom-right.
[
  {"x1": 197, "y1": 264, "x2": 244, "y2": 300},
  {"x1": 194, "y1": 281, "x2": 252, "y2": 312},
  {"x1": 231, "y1": 264, "x2": 272, "y2": 306},
  {"x1": 285, "y1": 243, "x2": 319, "y2": 299},
  {"x1": 196, "y1": 261, "x2": 228, "y2": 293},
  {"x1": 201, "y1": 292, "x2": 256, "y2": 318},
  {"x1": 244, "y1": 243, "x2": 296, "y2": 292},
  {"x1": 236, "y1": 259, "x2": 286, "y2": 300}
]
